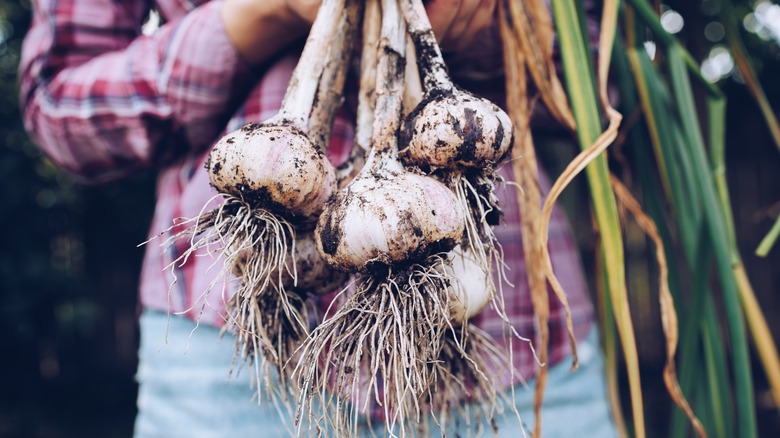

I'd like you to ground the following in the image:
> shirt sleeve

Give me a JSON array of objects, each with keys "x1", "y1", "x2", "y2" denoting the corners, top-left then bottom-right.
[{"x1": 19, "y1": 0, "x2": 255, "y2": 183}]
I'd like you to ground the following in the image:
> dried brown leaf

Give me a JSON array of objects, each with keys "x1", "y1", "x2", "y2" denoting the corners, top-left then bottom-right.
[
  {"x1": 505, "y1": 0, "x2": 575, "y2": 131},
  {"x1": 610, "y1": 175, "x2": 707, "y2": 438},
  {"x1": 500, "y1": 4, "x2": 552, "y2": 437}
]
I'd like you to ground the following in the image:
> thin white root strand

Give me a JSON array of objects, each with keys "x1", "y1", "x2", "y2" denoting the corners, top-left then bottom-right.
[
  {"x1": 152, "y1": 195, "x2": 309, "y2": 413},
  {"x1": 426, "y1": 325, "x2": 525, "y2": 438},
  {"x1": 293, "y1": 255, "x2": 464, "y2": 437}
]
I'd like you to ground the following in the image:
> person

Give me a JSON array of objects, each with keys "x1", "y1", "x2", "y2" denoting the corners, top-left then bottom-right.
[{"x1": 20, "y1": 0, "x2": 616, "y2": 436}]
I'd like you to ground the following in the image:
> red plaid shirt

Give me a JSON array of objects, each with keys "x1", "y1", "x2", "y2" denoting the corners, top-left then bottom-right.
[{"x1": 20, "y1": 0, "x2": 592, "y2": 395}]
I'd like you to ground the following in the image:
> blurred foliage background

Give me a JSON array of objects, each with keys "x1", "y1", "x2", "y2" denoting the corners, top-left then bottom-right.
[
  {"x1": 0, "y1": 1, "x2": 154, "y2": 435},
  {"x1": 0, "y1": 0, "x2": 778, "y2": 436}
]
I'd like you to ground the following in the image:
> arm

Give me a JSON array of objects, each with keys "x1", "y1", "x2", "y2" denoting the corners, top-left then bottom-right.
[{"x1": 19, "y1": 0, "x2": 310, "y2": 183}]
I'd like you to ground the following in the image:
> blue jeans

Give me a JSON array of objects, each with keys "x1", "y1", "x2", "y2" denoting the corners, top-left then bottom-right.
[{"x1": 134, "y1": 310, "x2": 617, "y2": 437}]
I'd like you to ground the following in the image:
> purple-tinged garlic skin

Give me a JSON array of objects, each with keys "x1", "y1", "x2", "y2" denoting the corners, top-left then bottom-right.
[
  {"x1": 315, "y1": 172, "x2": 465, "y2": 272},
  {"x1": 445, "y1": 247, "x2": 493, "y2": 324},
  {"x1": 400, "y1": 92, "x2": 513, "y2": 170},
  {"x1": 206, "y1": 123, "x2": 337, "y2": 221}
]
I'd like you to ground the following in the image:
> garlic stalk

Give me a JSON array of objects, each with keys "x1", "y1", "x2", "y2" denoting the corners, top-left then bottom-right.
[
  {"x1": 309, "y1": 0, "x2": 361, "y2": 152},
  {"x1": 403, "y1": 33, "x2": 424, "y2": 116},
  {"x1": 335, "y1": 0, "x2": 380, "y2": 187}
]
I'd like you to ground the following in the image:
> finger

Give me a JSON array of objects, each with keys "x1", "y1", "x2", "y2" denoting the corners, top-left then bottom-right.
[
  {"x1": 425, "y1": 0, "x2": 462, "y2": 44},
  {"x1": 449, "y1": 0, "x2": 496, "y2": 52},
  {"x1": 439, "y1": 0, "x2": 482, "y2": 49}
]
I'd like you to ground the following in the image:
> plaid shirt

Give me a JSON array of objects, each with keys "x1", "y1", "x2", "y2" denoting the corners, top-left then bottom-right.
[{"x1": 20, "y1": 0, "x2": 593, "y2": 400}]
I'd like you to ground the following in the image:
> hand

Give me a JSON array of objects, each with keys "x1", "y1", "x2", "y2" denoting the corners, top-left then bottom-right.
[
  {"x1": 424, "y1": 0, "x2": 497, "y2": 53},
  {"x1": 282, "y1": 0, "x2": 324, "y2": 24},
  {"x1": 280, "y1": 0, "x2": 498, "y2": 53},
  {"x1": 222, "y1": 0, "x2": 497, "y2": 66},
  {"x1": 221, "y1": 0, "x2": 317, "y2": 65}
]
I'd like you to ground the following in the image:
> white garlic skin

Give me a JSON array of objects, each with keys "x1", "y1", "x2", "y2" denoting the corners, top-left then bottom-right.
[
  {"x1": 207, "y1": 124, "x2": 337, "y2": 221},
  {"x1": 400, "y1": 92, "x2": 513, "y2": 170},
  {"x1": 446, "y1": 247, "x2": 493, "y2": 324},
  {"x1": 315, "y1": 172, "x2": 465, "y2": 271}
]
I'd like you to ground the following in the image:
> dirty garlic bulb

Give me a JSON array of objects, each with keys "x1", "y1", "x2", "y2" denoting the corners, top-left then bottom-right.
[
  {"x1": 399, "y1": 0, "x2": 513, "y2": 171},
  {"x1": 206, "y1": 0, "x2": 347, "y2": 222},
  {"x1": 401, "y1": 93, "x2": 512, "y2": 170},
  {"x1": 317, "y1": 164, "x2": 464, "y2": 271},
  {"x1": 394, "y1": 0, "x2": 514, "y2": 308},
  {"x1": 284, "y1": 231, "x2": 348, "y2": 293},
  {"x1": 315, "y1": 1, "x2": 464, "y2": 272},
  {"x1": 208, "y1": 124, "x2": 336, "y2": 221}
]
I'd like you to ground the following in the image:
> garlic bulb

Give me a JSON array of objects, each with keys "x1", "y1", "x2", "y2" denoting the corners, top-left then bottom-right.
[
  {"x1": 206, "y1": 0, "x2": 349, "y2": 221},
  {"x1": 315, "y1": 0, "x2": 464, "y2": 272},
  {"x1": 295, "y1": 1, "x2": 472, "y2": 433},
  {"x1": 394, "y1": 0, "x2": 514, "y2": 308},
  {"x1": 207, "y1": 124, "x2": 336, "y2": 221},
  {"x1": 401, "y1": 92, "x2": 512, "y2": 170},
  {"x1": 317, "y1": 166, "x2": 464, "y2": 271},
  {"x1": 446, "y1": 247, "x2": 493, "y2": 324},
  {"x1": 399, "y1": 0, "x2": 513, "y2": 171},
  {"x1": 159, "y1": 0, "x2": 357, "y2": 405}
]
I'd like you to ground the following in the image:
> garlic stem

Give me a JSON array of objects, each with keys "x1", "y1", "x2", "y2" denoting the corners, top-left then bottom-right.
[
  {"x1": 355, "y1": 0, "x2": 381, "y2": 154},
  {"x1": 309, "y1": 0, "x2": 361, "y2": 151},
  {"x1": 364, "y1": 0, "x2": 406, "y2": 159},
  {"x1": 276, "y1": 0, "x2": 345, "y2": 130},
  {"x1": 403, "y1": 33, "x2": 424, "y2": 115},
  {"x1": 400, "y1": 0, "x2": 455, "y2": 93}
]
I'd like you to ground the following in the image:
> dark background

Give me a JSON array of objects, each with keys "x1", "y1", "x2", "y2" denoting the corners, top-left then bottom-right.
[
  {"x1": 1, "y1": 0, "x2": 779, "y2": 436},
  {"x1": 1, "y1": 1, "x2": 153, "y2": 435}
]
